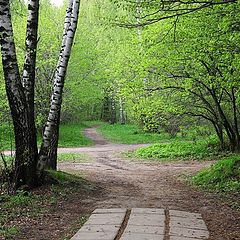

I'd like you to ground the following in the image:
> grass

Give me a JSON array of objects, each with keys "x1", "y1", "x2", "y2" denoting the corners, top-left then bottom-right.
[
  {"x1": 0, "y1": 122, "x2": 93, "y2": 150},
  {"x1": 98, "y1": 123, "x2": 172, "y2": 144},
  {"x1": 0, "y1": 154, "x2": 14, "y2": 166},
  {"x1": 0, "y1": 190, "x2": 42, "y2": 238},
  {"x1": 129, "y1": 137, "x2": 223, "y2": 161},
  {"x1": 192, "y1": 155, "x2": 240, "y2": 192},
  {"x1": 0, "y1": 171, "x2": 96, "y2": 239},
  {"x1": 0, "y1": 124, "x2": 14, "y2": 151},
  {"x1": 57, "y1": 153, "x2": 92, "y2": 163},
  {"x1": 83, "y1": 120, "x2": 105, "y2": 127},
  {"x1": 1, "y1": 121, "x2": 208, "y2": 150},
  {"x1": 58, "y1": 123, "x2": 93, "y2": 147}
]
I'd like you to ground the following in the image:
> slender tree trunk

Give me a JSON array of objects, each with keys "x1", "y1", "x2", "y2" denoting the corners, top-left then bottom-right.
[
  {"x1": 0, "y1": 0, "x2": 39, "y2": 188},
  {"x1": 212, "y1": 90, "x2": 237, "y2": 151},
  {"x1": 119, "y1": 98, "x2": 126, "y2": 125},
  {"x1": 213, "y1": 122, "x2": 224, "y2": 150},
  {"x1": 21, "y1": 0, "x2": 39, "y2": 186},
  {"x1": 231, "y1": 87, "x2": 240, "y2": 151},
  {"x1": 38, "y1": 0, "x2": 81, "y2": 171},
  {"x1": 109, "y1": 95, "x2": 116, "y2": 124},
  {"x1": 101, "y1": 95, "x2": 110, "y2": 122}
]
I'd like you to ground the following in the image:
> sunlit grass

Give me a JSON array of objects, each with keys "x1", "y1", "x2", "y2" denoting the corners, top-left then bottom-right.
[
  {"x1": 58, "y1": 123, "x2": 93, "y2": 147},
  {"x1": 98, "y1": 123, "x2": 171, "y2": 144},
  {"x1": 193, "y1": 155, "x2": 240, "y2": 192},
  {"x1": 58, "y1": 153, "x2": 92, "y2": 163}
]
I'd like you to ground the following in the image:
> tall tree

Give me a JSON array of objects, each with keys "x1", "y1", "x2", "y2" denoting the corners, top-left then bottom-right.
[
  {"x1": 0, "y1": 0, "x2": 82, "y2": 187},
  {"x1": 38, "y1": 0, "x2": 81, "y2": 171},
  {"x1": 0, "y1": 0, "x2": 39, "y2": 188}
]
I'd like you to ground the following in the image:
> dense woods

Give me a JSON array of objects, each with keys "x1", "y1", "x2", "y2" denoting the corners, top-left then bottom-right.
[{"x1": 0, "y1": 0, "x2": 239, "y2": 188}]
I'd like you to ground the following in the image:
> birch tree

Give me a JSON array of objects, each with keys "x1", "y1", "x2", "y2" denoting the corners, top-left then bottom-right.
[
  {"x1": 0, "y1": 0, "x2": 39, "y2": 188},
  {"x1": 38, "y1": 0, "x2": 81, "y2": 171},
  {"x1": 0, "y1": 0, "x2": 82, "y2": 187}
]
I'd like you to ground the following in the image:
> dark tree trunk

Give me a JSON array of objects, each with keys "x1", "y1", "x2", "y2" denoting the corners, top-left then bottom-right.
[
  {"x1": 231, "y1": 87, "x2": 240, "y2": 151},
  {"x1": 211, "y1": 90, "x2": 238, "y2": 151},
  {"x1": 0, "y1": 0, "x2": 39, "y2": 188},
  {"x1": 101, "y1": 96, "x2": 111, "y2": 122},
  {"x1": 213, "y1": 122, "x2": 225, "y2": 150}
]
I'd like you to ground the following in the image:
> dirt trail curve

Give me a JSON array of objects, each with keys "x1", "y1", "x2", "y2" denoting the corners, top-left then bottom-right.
[
  {"x1": 57, "y1": 127, "x2": 150, "y2": 154},
  {"x1": 58, "y1": 127, "x2": 240, "y2": 240}
]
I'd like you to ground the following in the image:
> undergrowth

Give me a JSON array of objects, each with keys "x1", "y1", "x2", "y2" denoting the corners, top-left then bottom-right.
[
  {"x1": 192, "y1": 156, "x2": 240, "y2": 192},
  {"x1": 0, "y1": 171, "x2": 96, "y2": 239},
  {"x1": 0, "y1": 124, "x2": 14, "y2": 151},
  {"x1": 132, "y1": 137, "x2": 223, "y2": 160}
]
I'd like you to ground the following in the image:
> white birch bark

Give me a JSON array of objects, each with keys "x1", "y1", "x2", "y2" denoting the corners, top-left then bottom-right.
[
  {"x1": 119, "y1": 97, "x2": 126, "y2": 125},
  {"x1": 136, "y1": 0, "x2": 142, "y2": 41},
  {"x1": 38, "y1": 0, "x2": 81, "y2": 171},
  {"x1": 22, "y1": 0, "x2": 39, "y2": 100},
  {"x1": 21, "y1": 0, "x2": 39, "y2": 184},
  {"x1": 0, "y1": 0, "x2": 39, "y2": 187}
]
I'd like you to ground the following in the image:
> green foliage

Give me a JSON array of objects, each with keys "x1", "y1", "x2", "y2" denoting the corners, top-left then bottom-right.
[
  {"x1": 46, "y1": 171, "x2": 96, "y2": 193},
  {"x1": 0, "y1": 191, "x2": 32, "y2": 238},
  {"x1": 46, "y1": 170, "x2": 75, "y2": 183},
  {"x1": 47, "y1": 171, "x2": 85, "y2": 184},
  {"x1": 83, "y1": 120, "x2": 105, "y2": 127},
  {"x1": 99, "y1": 123, "x2": 170, "y2": 144},
  {"x1": 134, "y1": 138, "x2": 221, "y2": 160},
  {"x1": 193, "y1": 156, "x2": 240, "y2": 192}
]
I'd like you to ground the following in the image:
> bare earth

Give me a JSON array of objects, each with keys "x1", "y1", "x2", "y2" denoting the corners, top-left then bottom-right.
[{"x1": 8, "y1": 127, "x2": 239, "y2": 240}]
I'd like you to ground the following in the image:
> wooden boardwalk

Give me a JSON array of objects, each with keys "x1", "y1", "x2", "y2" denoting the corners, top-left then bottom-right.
[{"x1": 71, "y1": 208, "x2": 209, "y2": 240}]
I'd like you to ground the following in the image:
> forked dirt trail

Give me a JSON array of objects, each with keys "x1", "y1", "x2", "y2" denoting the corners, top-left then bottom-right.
[{"x1": 59, "y1": 127, "x2": 240, "y2": 240}]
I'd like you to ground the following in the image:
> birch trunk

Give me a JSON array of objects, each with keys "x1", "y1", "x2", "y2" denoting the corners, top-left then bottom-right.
[
  {"x1": 119, "y1": 98, "x2": 126, "y2": 125},
  {"x1": 38, "y1": 0, "x2": 81, "y2": 171},
  {"x1": 21, "y1": 0, "x2": 39, "y2": 186},
  {"x1": 0, "y1": 0, "x2": 39, "y2": 187}
]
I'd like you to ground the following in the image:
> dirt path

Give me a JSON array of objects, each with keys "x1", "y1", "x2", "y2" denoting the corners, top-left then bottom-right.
[{"x1": 58, "y1": 127, "x2": 240, "y2": 240}]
